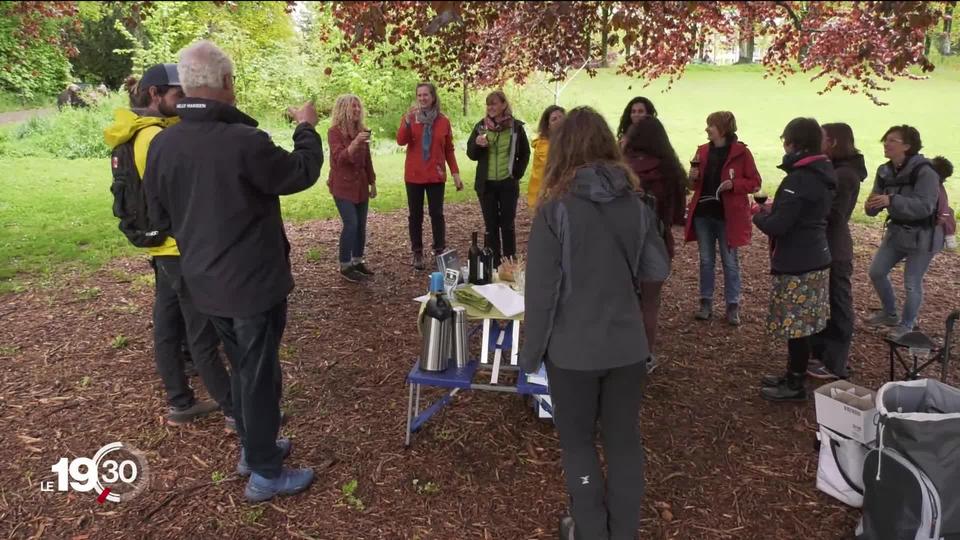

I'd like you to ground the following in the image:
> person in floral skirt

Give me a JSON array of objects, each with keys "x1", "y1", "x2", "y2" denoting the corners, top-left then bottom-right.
[{"x1": 754, "y1": 118, "x2": 837, "y2": 402}]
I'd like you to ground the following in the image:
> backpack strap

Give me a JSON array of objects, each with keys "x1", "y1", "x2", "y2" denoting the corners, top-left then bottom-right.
[{"x1": 884, "y1": 161, "x2": 939, "y2": 229}]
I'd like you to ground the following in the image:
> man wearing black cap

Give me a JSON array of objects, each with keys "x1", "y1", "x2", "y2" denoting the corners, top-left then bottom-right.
[{"x1": 104, "y1": 63, "x2": 234, "y2": 429}]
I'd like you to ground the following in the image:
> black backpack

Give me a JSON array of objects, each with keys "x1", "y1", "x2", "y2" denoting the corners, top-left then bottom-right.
[{"x1": 109, "y1": 135, "x2": 168, "y2": 248}]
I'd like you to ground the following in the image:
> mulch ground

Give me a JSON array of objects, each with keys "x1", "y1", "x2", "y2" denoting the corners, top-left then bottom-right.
[{"x1": 1, "y1": 201, "x2": 958, "y2": 540}]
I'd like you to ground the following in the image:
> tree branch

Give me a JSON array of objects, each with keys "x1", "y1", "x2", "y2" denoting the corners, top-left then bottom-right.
[{"x1": 775, "y1": 1, "x2": 803, "y2": 31}]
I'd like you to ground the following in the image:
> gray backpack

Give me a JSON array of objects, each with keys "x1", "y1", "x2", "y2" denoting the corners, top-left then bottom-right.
[{"x1": 856, "y1": 379, "x2": 960, "y2": 540}]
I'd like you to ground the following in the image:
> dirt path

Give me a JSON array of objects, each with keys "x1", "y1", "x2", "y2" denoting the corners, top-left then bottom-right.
[
  {"x1": 0, "y1": 107, "x2": 54, "y2": 126},
  {"x1": 0, "y1": 203, "x2": 958, "y2": 539}
]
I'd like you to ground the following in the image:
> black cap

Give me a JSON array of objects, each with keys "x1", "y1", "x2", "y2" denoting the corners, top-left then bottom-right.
[{"x1": 140, "y1": 64, "x2": 180, "y2": 88}]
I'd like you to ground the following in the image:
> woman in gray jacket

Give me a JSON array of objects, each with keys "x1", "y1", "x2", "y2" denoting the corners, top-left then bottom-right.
[
  {"x1": 520, "y1": 107, "x2": 670, "y2": 540},
  {"x1": 864, "y1": 125, "x2": 944, "y2": 340}
]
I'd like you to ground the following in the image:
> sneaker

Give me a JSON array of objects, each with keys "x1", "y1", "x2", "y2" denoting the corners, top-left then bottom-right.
[
  {"x1": 224, "y1": 415, "x2": 237, "y2": 435},
  {"x1": 559, "y1": 516, "x2": 576, "y2": 540},
  {"x1": 865, "y1": 311, "x2": 899, "y2": 327},
  {"x1": 646, "y1": 355, "x2": 659, "y2": 375},
  {"x1": 726, "y1": 303, "x2": 741, "y2": 326},
  {"x1": 244, "y1": 467, "x2": 314, "y2": 503},
  {"x1": 412, "y1": 252, "x2": 425, "y2": 270},
  {"x1": 695, "y1": 299, "x2": 712, "y2": 321},
  {"x1": 807, "y1": 364, "x2": 840, "y2": 381},
  {"x1": 354, "y1": 262, "x2": 375, "y2": 277},
  {"x1": 237, "y1": 437, "x2": 293, "y2": 476},
  {"x1": 887, "y1": 325, "x2": 912, "y2": 342},
  {"x1": 339, "y1": 267, "x2": 366, "y2": 283},
  {"x1": 166, "y1": 399, "x2": 219, "y2": 425}
]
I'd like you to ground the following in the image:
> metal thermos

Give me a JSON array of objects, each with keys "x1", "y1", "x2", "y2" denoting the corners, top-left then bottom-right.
[
  {"x1": 420, "y1": 315, "x2": 449, "y2": 372},
  {"x1": 452, "y1": 306, "x2": 468, "y2": 368},
  {"x1": 419, "y1": 272, "x2": 452, "y2": 372}
]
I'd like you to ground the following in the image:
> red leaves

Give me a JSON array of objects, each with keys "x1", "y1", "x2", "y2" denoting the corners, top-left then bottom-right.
[{"x1": 324, "y1": 1, "x2": 951, "y2": 106}]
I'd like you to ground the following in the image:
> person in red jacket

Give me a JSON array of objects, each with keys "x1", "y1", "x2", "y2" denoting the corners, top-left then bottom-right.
[
  {"x1": 327, "y1": 94, "x2": 376, "y2": 283},
  {"x1": 685, "y1": 111, "x2": 762, "y2": 325},
  {"x1": 622, "y1": 116, "x2": 686, "y2": 373},
  {"x1": 396, "y1": 82, "x2": 463, "y2": 270}
]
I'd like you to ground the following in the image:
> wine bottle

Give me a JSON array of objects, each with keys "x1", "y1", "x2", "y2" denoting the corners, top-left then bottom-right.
[
  {"x1": 480, "y1": 242, "x2": 495, "y2": 285},
  {"x1": 468, "y1": 232, "x2": 482, "y2": 284}
]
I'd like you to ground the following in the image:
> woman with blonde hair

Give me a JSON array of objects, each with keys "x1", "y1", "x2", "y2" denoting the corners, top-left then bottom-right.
[
  {"x1": 520, "y1": 107, "x2": 669, "y2": 540},
  {"x1": 466, "y1": 90, "x2": 531, "y2": 268},
  {"x1": 328, "y1": 94, "x2": 376, "y2": 282}
]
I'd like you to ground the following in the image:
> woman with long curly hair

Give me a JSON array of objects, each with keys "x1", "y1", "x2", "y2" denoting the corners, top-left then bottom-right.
[
  {"x1": 520, "y1": 106, "x2": 670, "y2": 540},
  {"x1": 328, "y1": 94, "x2": 377, "y2": 282}
]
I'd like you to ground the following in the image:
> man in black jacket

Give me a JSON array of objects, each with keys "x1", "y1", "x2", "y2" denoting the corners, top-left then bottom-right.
[{"x1": 144, "y1": 40, "x2": 324, "y2": 503}]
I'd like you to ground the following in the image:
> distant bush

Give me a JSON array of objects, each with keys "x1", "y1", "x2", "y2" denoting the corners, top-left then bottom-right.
[{"x1": 3, "y1": 94, "x2": 122, "y2": 159}]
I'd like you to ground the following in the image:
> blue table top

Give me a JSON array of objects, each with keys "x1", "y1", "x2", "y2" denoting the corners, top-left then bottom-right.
[{"x1": 407, "y1": 359, "x2": 549, "y2": 395}]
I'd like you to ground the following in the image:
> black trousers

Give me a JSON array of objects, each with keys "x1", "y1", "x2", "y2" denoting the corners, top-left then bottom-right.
[
  {"x1": 546, "y1": 360, "x2": 646, "y2": 540},
  {"x1": 153, "y1": 257, "x2": 232, "y2": 415},
  {"x1": 209, "y1": 300, "x2": 287, "y2": 479},
  {"x1": 810, "y1": 260, "x2": 854, "y2": 377},
  {"x1": 405, "y1": 182, "x2": 446, "y2": 254},
  {"x1": 478, "y1": 178, "x2": 519, "y2": 268},
  {"x1": 788, "y1": 336, "x2": 811, "y2": 375}
]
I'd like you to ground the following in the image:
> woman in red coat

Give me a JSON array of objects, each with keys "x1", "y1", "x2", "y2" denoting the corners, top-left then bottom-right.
[
  {"x1": 328, "y1": 94, "x2": 376, "y2": 283},
  {"x1": 623, "y1": 116, "x2": 686, "y2": 373},
  {"x1": 685, "y1": 111, "x2": 762, "y2": 325},
  {"x1": 396, "y1": 82, "x2": 463, "y2": 270}
]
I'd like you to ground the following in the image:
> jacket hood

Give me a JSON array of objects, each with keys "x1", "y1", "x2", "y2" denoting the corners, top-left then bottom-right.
[
  {"x1": 879, "y1": 153, "x2": 932, "y2": 181},
  {"x1": 103, "y1": 108, "x2": 179, "y2": 149},
  {"x1": 174, "y1": 97, "x2": 258, "y2": 127},
  {"x1": 778, "y1": 152, "x2": 837, "y2": 189},
  {"x1": 570, "y1": 163, "x2": 634, "y2": 203},
  {"x1": 832, "y1": 153, "x2": 868, "y2": 182}
]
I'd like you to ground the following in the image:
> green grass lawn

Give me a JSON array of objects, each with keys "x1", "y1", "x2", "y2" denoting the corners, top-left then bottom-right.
[{"x1": 2, "y1": 61, "x2": 958, "y2": 292}]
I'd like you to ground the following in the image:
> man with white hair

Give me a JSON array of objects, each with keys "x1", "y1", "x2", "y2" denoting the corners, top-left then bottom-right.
[{"x1": 144, "y1": 40, "x2": 323, "y2": 503}]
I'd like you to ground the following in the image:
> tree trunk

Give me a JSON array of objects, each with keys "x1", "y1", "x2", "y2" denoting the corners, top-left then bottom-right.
[
  {"x1": 462, "y1": 81, "x2": 468, "y2": 116},
  {"x1": 737, "y1": 14, "x2": 755, "y2": 63},
  {"x1": 624, "y1": 36, "x2": 631, "y2": 58},
  {"x1": 925, "y1": 33, "x2": 932, "y2": 56},
  {"x1": 600, "y1": 5, "x2": 611, "y2": 67},
  {"x1": 940, "y1": 6, "x2": 954, "y2": 55}
]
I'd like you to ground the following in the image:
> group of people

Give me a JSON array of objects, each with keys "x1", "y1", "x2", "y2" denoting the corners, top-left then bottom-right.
[
  {"x1": 104, "y1": 37, "x2": 956, "y2": 538},
  {"x1": 519, "y1": 107, "x2": 954, "y2": 539}
]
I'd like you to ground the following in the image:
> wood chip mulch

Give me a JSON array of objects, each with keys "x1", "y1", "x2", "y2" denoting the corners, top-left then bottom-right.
[{"x1": 1, "y1": 201, "x2": 958, "y2": 539}]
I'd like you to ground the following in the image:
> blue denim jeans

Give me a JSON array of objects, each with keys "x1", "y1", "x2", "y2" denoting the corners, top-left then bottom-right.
[
  {"x1": 693, "y1": 216, "x2": 741, "y2": 305},
  {"x1": 868, "y1": 241, "x2": 936, "y2": 330},
  {"x1": 334, "y1": 198, "x2": 369, "y2": 265}
]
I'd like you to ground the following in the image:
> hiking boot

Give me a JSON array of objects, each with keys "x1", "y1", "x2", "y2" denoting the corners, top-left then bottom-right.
[
  {"x1": 760, "y1": 372, "x2": 807, "y2": 402},
  {"x1": 237, "y1": 437, "x2": 293, "y2": 476},
  {"x1": 646, "y1": 355, "x2": 659, "y2": 375},
  {"x1": 865, "y1": 311, "x2": 899, "y2": 327},
  {"x1": 412, "y1": 252, "x2": 425, "y2": 270},
  {"x1": 807, "y1": 364, "x2": 840, "y2": 381},
  {"x1": 726, "y1": 303, "x2": 741, "y2": 326},
  {"x1": 760, "y1": 372, "x2": 788, "y2": 388},
  {"x1": 354, "y1": 262, "x2": 375, "y2": 277},
  {"x1": 559, "y1": 516, "x2": 576, "y2": 540},
  {"x1": 166, "y1": 399, "x2": 219, "y2": 425},
  {"x1": 695, "y1": 299, "x2": 712, "y2": 321},
  {"x1": 339, "y1": 266, "x2": 366, "y2": 283},
  {"x1": 244, "y1": 467, "x2": 314, "y2": 503}
]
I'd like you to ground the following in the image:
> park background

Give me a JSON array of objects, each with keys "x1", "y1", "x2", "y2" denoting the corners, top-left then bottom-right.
[{"x1": 1, "y1": 2, "x2": 959, "y2": 539}]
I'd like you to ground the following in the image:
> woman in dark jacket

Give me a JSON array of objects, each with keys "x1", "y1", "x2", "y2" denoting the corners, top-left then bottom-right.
[
  {"x1": 622, "y1": 116, "x2": 687, "y2": 373},
  {"x1": 520, "y1": 107, "x2": 670, "y2": 540},
  {"x1": 466, "y1": 90, "x2": 531, "y2": 268},
  {"x1": 755, "y1": 118, "x2": 836, "y2": 402},
  {"x1": 615, "y1": 96, "x2": 658, "y2": 146},
  {"x1": 806, "y1": 123, "x2": 867, "y2": 380}
]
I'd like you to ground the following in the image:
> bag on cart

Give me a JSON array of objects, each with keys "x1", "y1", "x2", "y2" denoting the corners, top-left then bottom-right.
[
  {"x1": 856, "y1": 379, "x2": 960, "y2": 540},
  {"x1": 816, "y1": 425, "x2": 869, "y2": 507}
]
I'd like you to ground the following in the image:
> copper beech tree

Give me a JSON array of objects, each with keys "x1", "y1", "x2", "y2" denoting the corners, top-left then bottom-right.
[{"x1": 329, "y1": 0, "x2": 957, "y2": 106}]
